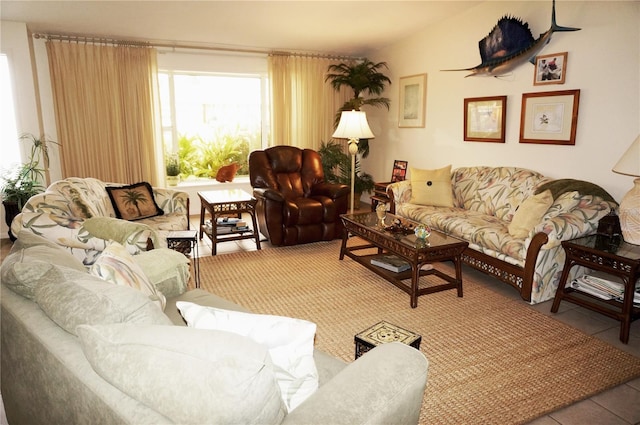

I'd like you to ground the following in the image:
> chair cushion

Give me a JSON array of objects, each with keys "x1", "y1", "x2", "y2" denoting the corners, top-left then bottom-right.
[
  {"x1": 106, "y1": 182, "x2": 164, "y2": 221},
  {"x1": 77, "y1": 324, "x2": 287, "y2": 425},
  {"x1": 35, "y1": 266, "x2": 172, "y2": 335}
]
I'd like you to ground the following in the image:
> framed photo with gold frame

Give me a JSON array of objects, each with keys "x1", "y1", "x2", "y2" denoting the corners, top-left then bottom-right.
[
  {"x1": 533, "y1": 52, "x2": 568, "y2": 86},
  {"x1": 519, "y1": 89, "x2": 580, "y2": 145},
  {"x1": 463, "y1": 96, "x2": 507, "y2": 143},
  {"x1": 398, "y1": 74, "x2": 427, "y2": 128}
]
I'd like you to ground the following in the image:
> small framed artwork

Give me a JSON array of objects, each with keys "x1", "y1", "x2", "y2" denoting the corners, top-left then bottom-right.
[
  {"x1": 534, "y1": 52, "x2": 568, "y2": 86},
  {"x1": 519, "y1": 89, "x2": 580, "y2": 145},
  {"x1": 463, "y1": 96, "x2": 507, "y2": 143},
  {"x1": 391, "y1": 160, "x2": 408, "y2": 182},
  {"x1": 398, "y1": 74, "x2": 427, "y2": 128}
]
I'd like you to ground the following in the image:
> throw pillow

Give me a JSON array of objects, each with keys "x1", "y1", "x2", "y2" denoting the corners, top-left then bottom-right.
[
  {"x1": 508, "y1": 190, "x2": 554, "y2": 238},
  {"x1": 77, "y1": 324, "x2": 286, "y2": 424},
  {"x1": 90, "y1": 241, "x2": 166, "y2": 310},
  {"x1": 35, "y1": 266, "x2": 172, "y2": 335},
  {"x1": 106, "y1": 182, "x2": 163, "y2": 221},
  {"x1": 177, "y1": 301, "x2": 319, "y2": 412},
  {"x1": 409, "y1": 165, "x2": 454, "y2": 207}
]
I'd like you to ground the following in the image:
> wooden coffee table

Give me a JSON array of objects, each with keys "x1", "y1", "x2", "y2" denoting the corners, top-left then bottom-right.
[{"x1": 340, "y1": 212, "x2": 468, "y2": 308}]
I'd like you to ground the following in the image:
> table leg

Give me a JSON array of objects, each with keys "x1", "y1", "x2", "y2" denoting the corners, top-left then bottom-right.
[
  {"x1": 551, "y1": 258, "x2": 574, "y2": 313},
  {"x1": 620, "y1": 273, "x2": 638, "y2": 344},
  {"x1": 199, "y1": 204, "x2": 206, "y2": 240},
  {"x1": 454, "y1": 256, "x2": 464, "y2": 298},
  {"x1": 410, "y1": 265, "x2": 419, "y2": 308},
  {"x1": 249, "y1": 210, "x2": 261, "y2": 250},
  {"x1": 339, "y1": 229, "x2": 349, "y2": 260}
]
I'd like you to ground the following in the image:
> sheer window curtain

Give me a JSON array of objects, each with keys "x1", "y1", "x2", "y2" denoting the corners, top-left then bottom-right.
[
  {"x1": 268, "y1": 54, "x2": 353, "y2": 150},
  {"x1": 46, "y1": 41, "x2": 161, "y2": 186}
]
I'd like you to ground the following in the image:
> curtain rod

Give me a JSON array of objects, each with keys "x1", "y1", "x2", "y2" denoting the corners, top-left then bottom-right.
[{"x1": 32, "y1": 32, "x2": 360, "y2": 60}]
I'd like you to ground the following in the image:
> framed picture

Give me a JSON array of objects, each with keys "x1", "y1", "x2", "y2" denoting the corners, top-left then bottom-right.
[
  {"x1": 391, "y1": 160, "x2": 408, "y2": 182},
  {"x1": 534, "y1": 52, "x2": 568, "y2": 86},
  {"x1": 519, "y1": 89, "x2": 580, "y2": 145},
  {"x1": 398, "y1": 74, "x2": 427, "y2": 128},
  {"x1": 463, "y1": 96, "x2": 507, "y2": 143}
]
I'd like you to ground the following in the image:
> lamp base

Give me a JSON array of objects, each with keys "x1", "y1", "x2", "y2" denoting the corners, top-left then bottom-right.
[{"x1": 619, "y1": 178, "x2": 640, "y2": 245}]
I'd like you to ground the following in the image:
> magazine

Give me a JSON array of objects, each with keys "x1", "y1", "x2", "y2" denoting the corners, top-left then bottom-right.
[{"x1": 371, "y1": 254, "x2": 411, "y2": 273}]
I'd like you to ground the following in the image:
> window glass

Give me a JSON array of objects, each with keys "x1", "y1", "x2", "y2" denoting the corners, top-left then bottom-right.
[
  {"x1": 159, "y1": 71, "x2": 267, "y2": 180},
  {"x1": 0, "y1": 54, "x2": 21, "y2": 171}
]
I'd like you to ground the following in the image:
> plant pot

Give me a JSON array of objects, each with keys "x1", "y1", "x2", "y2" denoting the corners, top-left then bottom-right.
[
  {"x1": 2, "y1": 200, "x2": 20, "y2": 241},
  {"x1": 166, "y1": 176, "x2": 180, "y2": 187}
]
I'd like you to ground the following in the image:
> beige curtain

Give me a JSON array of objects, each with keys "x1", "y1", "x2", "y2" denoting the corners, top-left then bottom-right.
[
  {"x1": 268, "y1": 55, "x2": 353, "y2": 150},
  {"x1": 46, "y1": 41, "x2": 161, "y2": 186}
]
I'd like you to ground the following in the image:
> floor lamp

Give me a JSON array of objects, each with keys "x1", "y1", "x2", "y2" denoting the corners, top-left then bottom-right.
[
  {"x1": 612, "y1": 135, "x2": 640, "y2": 245},
  {"x1": 332, "y1": 110, "x2": 375, "y2": 214}
]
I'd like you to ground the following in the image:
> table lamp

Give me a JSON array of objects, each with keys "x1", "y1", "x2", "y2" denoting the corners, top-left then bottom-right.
[
  {"x1": 332, "y1": 110, "x2": 375, "y2": 214},
  {"x1": 612, "y1": 135, "x2": 640, "y2": 245}
]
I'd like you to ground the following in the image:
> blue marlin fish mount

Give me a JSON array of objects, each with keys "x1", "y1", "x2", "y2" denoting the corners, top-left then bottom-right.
[{"x1": 443, "y1": 0, "x2": 580, "y2": 77}]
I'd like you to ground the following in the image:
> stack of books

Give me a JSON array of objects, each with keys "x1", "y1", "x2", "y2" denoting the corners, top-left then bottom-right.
[
  {"x1": 213, "y1": 217, "x2": 249, "y2": 233},
  {"x1": 570, "y1": 275, "x2": 640, "y2": 304},
  {"x1": 371, "y1": 254, "x2": 411, "y2": 273}
]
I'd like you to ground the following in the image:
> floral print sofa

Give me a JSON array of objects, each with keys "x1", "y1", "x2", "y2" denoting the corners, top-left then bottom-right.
[
  {"x1": 388, "y1": 167, "x2": 617, "y2": 304},
  {"x1": 10, "y1": 177, "x2": 189, "y2": 265}
]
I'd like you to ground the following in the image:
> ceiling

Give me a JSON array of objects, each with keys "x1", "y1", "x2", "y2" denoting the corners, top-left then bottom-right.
[{"x1": 1, "y1": 1, "x2": 483, "y2": 56}]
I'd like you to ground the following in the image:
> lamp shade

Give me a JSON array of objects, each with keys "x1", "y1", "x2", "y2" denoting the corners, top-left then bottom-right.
[
  {"x1": 332, "y1": 110, "x2": 375, "y2": 140},
  {"x1": 612, "y1": 135, "x2": 640, "y2": 177}
]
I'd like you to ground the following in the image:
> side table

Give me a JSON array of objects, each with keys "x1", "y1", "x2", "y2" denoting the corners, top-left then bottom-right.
[
  {"x1": 551, "y1": 234, "x2": 640, "y2": 344},
  {"x1": 370, "y1": 181, "x2": 392, "y2": 212},
  {"x1": 198, "y1": 189, "x2": 261, "y2": 256},
  {"x1": 354, "y1": 321, "x2": 421, "y2": 359},
  {"x1": 167, "y1": 230, "x2": 200, "y2": 288}
]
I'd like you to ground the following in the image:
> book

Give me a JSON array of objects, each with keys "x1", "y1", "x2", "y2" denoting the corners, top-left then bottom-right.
[
  {"x1": 371, "y1": 254, "x2": 411, "y2": 273},
  {"x1": 570, "y1": 275, "x2": 640, "y2": 305}
]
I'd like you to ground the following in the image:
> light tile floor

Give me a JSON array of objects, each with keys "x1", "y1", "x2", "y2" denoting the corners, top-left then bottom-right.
[{"x1": 2, "y1": 211, "x2": 639, "y2": 424}]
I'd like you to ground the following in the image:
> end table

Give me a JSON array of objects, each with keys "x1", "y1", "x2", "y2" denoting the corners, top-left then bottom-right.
[
  {"x1": 167, "y1": 230, "x2": 200, "y2": 288},
  {"x1": 354, "y1": 321, "x2": 421, "y2": 359},
  {"x1": 551, "y1": 234, "x2": 640, "y2": 343}
]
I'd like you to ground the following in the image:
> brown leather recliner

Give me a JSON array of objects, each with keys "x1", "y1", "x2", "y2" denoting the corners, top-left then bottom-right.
[{"x1": 249, "y1": 146, "x2": 350, "y2": 246}]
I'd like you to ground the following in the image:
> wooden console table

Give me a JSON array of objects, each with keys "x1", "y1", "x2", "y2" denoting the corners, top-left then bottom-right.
[{"x1": 551, "y1": 234, "x2": 640, "y2": 344}]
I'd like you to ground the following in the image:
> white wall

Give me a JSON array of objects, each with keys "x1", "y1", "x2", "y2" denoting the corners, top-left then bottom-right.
[{"x1": 363, "y1": 1, "x2": 639, "y2": 203}]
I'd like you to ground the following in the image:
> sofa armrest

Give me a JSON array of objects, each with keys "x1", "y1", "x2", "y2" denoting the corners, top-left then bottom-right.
[
  {"x1": 152, "y1": 188, "x2": 189, "y2": 215},
  {"x1": 253, "y1": 187, "x2": 285, "y2": 203},
  {"x1": 282, "y1": 343, "x2": 428, "y2": 425},
  {"x1": 387, "y1": 180, "x2": 412, "y2": 207},
  {"x1": 533, "y1": 195, "x2": 615, "y2": 249}
]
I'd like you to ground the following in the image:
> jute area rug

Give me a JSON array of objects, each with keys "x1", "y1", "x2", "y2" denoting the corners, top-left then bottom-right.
[{"x1": 196, "y1": 239, "x2": 640, "y2": 425}]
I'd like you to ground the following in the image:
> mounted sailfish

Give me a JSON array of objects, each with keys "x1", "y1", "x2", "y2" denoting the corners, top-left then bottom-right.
[{"x1": 443, "y1": 0, "x2": 580, "y2": 77}]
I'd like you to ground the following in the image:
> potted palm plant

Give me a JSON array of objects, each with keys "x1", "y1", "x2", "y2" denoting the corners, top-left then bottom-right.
[
  {"x1": 1, "y1": 133, "x2": 59, "y2": 240},
  {"x1": 325, "y1": 59, "x2": 391, "y2": 158},
  {"x1": 318, "y1": 140, "x2": 374, "y2": 199}
]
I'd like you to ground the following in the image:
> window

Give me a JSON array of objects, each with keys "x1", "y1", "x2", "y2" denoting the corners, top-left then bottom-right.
[
  {"x1": 0, "y1": 54, "x2": 20, "y2": 171},
  {"x1": 158, "y1": 71, "x2": 268, "y2": 181}
]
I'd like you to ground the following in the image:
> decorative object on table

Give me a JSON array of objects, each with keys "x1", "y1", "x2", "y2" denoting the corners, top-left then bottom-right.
[
  {"x1": 375, "y1": 202, "x2": 387, "y2": 228},
  {"x1": 398, "y1": 74, "x2": 427, "y2": 128},
  {"x1": 384, "y1": 217, "x2": 415, "y2": 235},
  {"x1": 391, "y1": 160, "x2": 408, "y2": 182},
  {"x1": 215, "y1": 163, "x2": 239, "y2": 183},
  {"x1": 1, "y1": 133, "x2": 59, "y2": 241},
  {"x1": 332, "y1": 110, "x2": 375, "y2": 214},
  {"x1": 442, "y1": 0, "x2": 580, "y2": 77},
  {"x1": 463, "y1": 96, "x2": 507, "y2": 143},
  {"x1": 165, "y1": 153, "x2": 180, "y2": 186},
  {"x1": 534, "y1": 52, "x2": 568, "y2": 85},
  {"x1": 612, "y1": 135, "x2": 640, "y2": 245},
  {"x1": 519, "y1": 89, "x2": 580, "y2": 145},
  {"x1": 325, "y1": 59, "x2": 390, "y2": 158},
  {"x1": 414, "y1": 224, "x2": 431, "y2": 240},
  {"x1": 355, "y1": 321, "x2": 421, "y2": 359}
]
